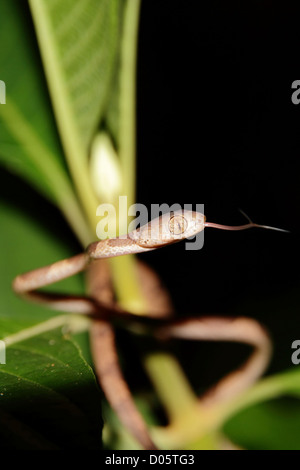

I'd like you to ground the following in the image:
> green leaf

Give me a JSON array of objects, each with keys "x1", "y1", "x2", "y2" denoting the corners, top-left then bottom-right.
[
  {"x1": 0, "y1": 195, "x2": 102, "y2": 448},
  {"x1": 223, "y1": 398, "x2": 300, "y2": 450},
  {"x1": 0, "y1": 329, "x2": 102, "y2": 449},
  {"x1": 0, "y1": 2, "x2": 91, "y2": 246},
  {"x1": 0, "y1": 2, "x2": 65, "y2": 199},
  {"x1": 105, "y1": 47, "x2": 122, "y2": 145},
  {"x1": 30, "y1": 0, "x2": 120, "y2": 153},
  {"x1": 220, "y1": 367, "x2": 300, "y2": 449},
  {"x1": 0, "y1": 198, "x2": 84, "y2": 330},
  {"x1": 28, "y1": 0, "x2": 121, "y2": 229}
]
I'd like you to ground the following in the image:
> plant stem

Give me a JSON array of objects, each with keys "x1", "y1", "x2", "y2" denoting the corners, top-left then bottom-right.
[
  {"x1": 119, "y1": 0, "x2": 139, "y2": 208},
  {"x1": 113, "y1": 0, "x2": 198, "y2": 425},
  {"x1": 144, "y1": 353, "x2": 198, "y2": 423},
  {"x1": 217, "y1": 368, "x2": 300, "y2": 425},
  {"x1": 2, "y1": 314, "x2": 90, "y2": 347},
  {"x1": 109, "y1": 0, "x2": 145, "y2": 312},
  {"x1": 29, "y1": 0, "x2": 100, "y2": 236},
  {"x1": 152, "y1": 369, "x2": 300, "y2": 448}
]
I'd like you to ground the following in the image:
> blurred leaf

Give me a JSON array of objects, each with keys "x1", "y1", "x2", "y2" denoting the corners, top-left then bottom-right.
[
  {"x1": 0, "y1": 328, "x2": 102, "y2": 449},
  {"x1": 0, "y1": 2, "x2": 91, "y2": 245},
  {"x1": 105, "y1": 72, "x2": 120, "y2": 145},
  {"x1": 29, "y1": 0, "x2": 121, "y2": 156},
  {"x1": 102, "y1": 0, "x2": 124, "y2": 145},
  {"x1": 105, "y1": 46, "x2": 122, "y2": 145},
  {"x1": 29, "y1": 0, "x2": 121, "y2": 230},
  {"x1": 0, "y1": 199, "x2": 84, "y2": 331},
  {"x1": 221, "y1": 367, "x2": 300, "y2": 449},
  {"x1": 223, "y1": 397, "x2": 300, "y2": 450},
  {"x1": 0, "y1": 197, "x2": 102, "y2": 448},
  {"x1": 0, "y1": 2, "x2": 70, "y2": 202}
]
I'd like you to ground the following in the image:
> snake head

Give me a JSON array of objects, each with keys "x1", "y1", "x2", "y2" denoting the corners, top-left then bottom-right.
[{"x1": 131, "y1": 210, "x2": 206, "y2": 248}]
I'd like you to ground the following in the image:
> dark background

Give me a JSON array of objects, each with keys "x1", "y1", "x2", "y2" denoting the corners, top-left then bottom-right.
[
  {"x1": 1, "y1": 0, "x2": 300, "y2": 403},
  {"x1": 133, "y1": 0, "x2": 300, "y2": 392}
]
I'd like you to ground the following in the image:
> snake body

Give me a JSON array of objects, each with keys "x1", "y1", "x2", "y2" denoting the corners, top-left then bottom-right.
[
  {"x1": 13, "y1": 210, "x2": 205, "y2": 294},
  {"x1": 11, "y1": 209, "x2": 272, "y2": 450}
]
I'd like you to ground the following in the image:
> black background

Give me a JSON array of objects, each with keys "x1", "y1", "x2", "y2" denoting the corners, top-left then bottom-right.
[{"x1": 132, "y1": 0, "x2": 300, "y2": 395}]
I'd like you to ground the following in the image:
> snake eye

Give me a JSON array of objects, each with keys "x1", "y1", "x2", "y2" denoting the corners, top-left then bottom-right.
[{"x1": 168, "y1": 215, "x2": 188, "y2": 235}]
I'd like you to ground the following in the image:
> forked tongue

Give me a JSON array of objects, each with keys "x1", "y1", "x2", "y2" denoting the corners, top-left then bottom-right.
[{"x1": 204, "y1": 210, "x2": 289, "y2": 233}]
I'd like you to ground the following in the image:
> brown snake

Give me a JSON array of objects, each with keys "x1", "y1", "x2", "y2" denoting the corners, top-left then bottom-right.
[{"x1": 12, "y1": 210, "x2": 280, "y2": 449}]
